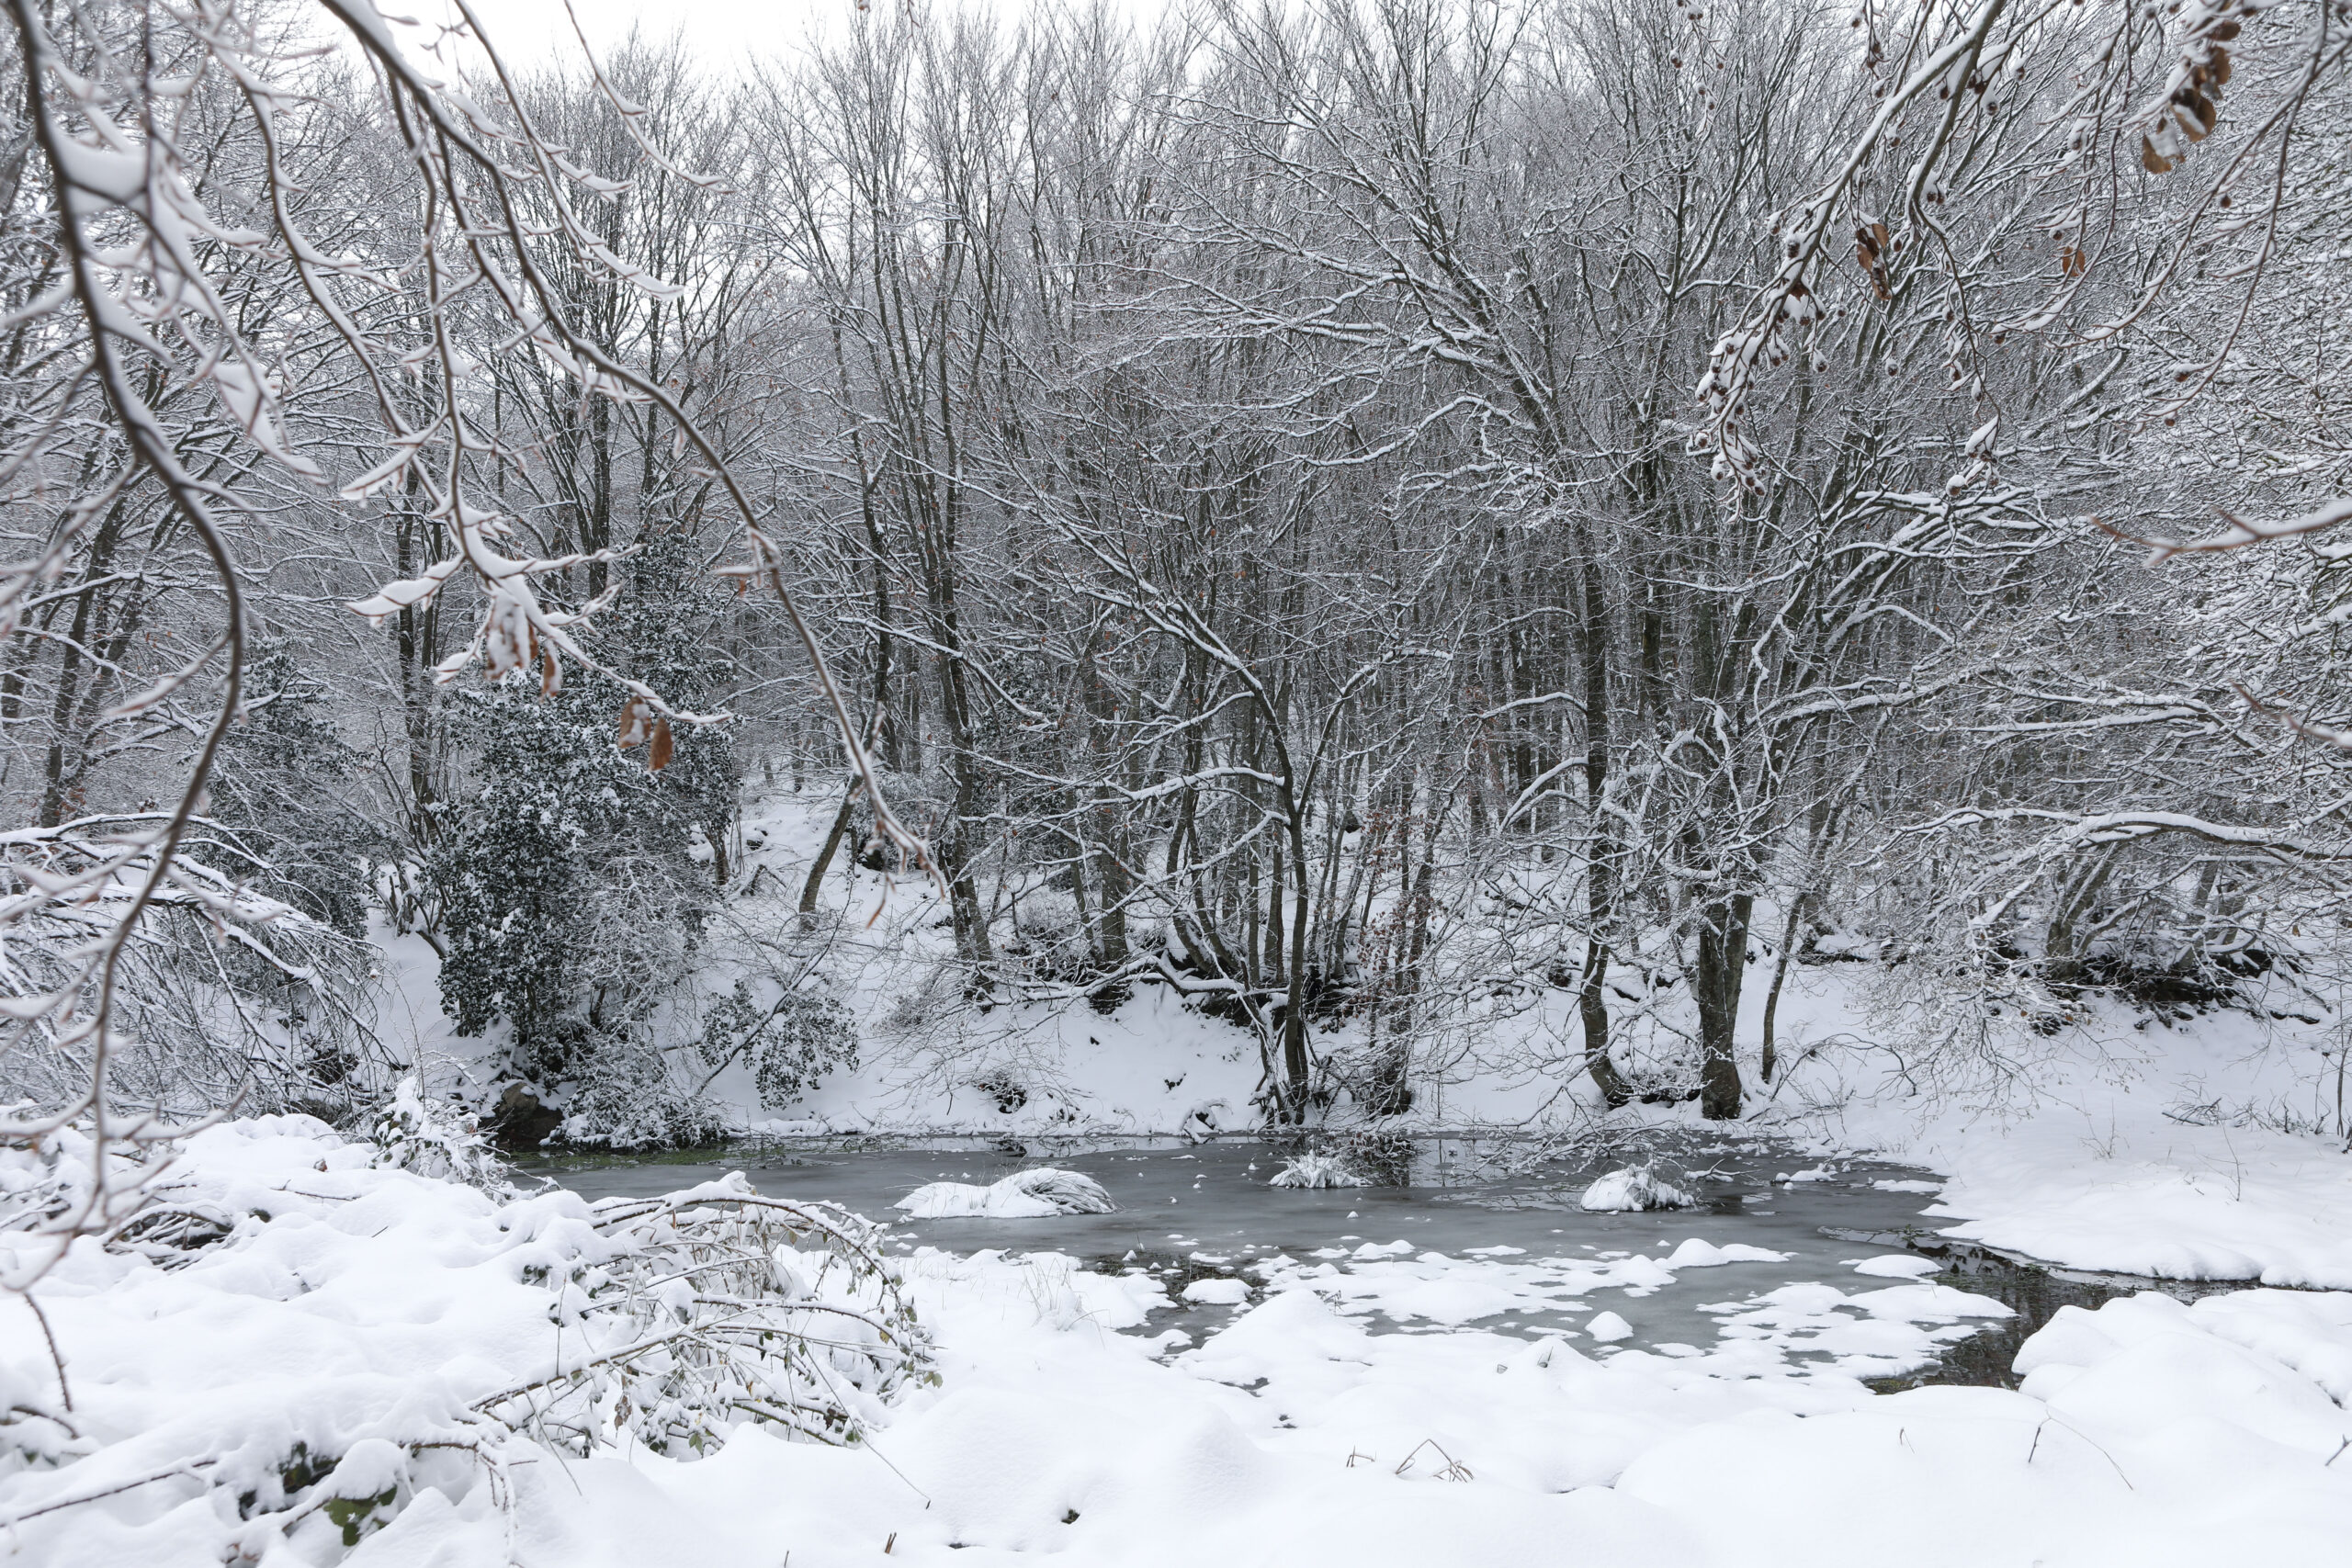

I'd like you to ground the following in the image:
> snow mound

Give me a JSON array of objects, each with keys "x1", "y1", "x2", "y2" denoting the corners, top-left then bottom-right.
[
  {"x1": 1578, "y1": 1166, "x2": 1695, "y2": 1212},
  {"x1": 1663, "y1": 1237, "x2": 1789, "y2": 1268},
  {"x1": 0, "y1": 1115, "x2": 925, "y2": 1567},
  {"x1": 896, "y1": 1167, "x2": 1116, "y2": 1218},
  {"x1": 1182, "y1": 1277, "x2": 1251, "y2": 1304},
  {"x1": 1586, "y1": 1310, "x2": 1634, "y2": 1342},
  {"x1": 1268, "y1": 1153, "x2": 1371, "y2": 1189}
]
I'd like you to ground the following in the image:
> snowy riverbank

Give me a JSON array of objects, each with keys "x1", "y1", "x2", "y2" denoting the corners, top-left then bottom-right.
[
  {"x1": 169, "y1": 844, "x2": 2350, "y2": 1566},
  {"x1": 1765, "y1": 997, "x2": 2352, "y2": 1291},
  {"x1": 383, "y1": 786, "x2": 2352, "y2": 1303},
  {"x1": 6, "y1": 1113, "x2": 2350, "y2": 1567}
]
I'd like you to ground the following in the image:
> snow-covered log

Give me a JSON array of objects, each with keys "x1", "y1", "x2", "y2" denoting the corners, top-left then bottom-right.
[
  {"x1": 896, "y1": 1168, "x2": 1117, "y2": 1218},
  {"x1": 1579, "y1": 1167, "x2": 1696, "y2": 1213}
]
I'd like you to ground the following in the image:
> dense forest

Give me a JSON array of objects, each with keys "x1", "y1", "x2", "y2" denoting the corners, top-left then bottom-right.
[
  {"x1": 1, "y1": 0, "x2": 2346, "y2": 1153},
  {"x1": 10, "y1": 7, "x2": 2352, "y2": 1568}
]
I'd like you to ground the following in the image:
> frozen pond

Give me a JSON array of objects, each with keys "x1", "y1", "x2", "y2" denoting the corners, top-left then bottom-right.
[{"x1": 524, "y1": 1136, "x2": 2234, "y2": 1385}]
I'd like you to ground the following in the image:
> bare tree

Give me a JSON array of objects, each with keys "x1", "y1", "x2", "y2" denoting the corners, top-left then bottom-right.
[{"x1": 0, "y1": 0, "x2": 913, "y2": 1281}]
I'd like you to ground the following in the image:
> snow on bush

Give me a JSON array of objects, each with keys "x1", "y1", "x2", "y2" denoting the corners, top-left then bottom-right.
[
  {"x1": 0, "y1": 1111, "x2": 932, "y2": 1563},
  {"x1": 367, "y1": 1076, "x2": 508, "y2": 1190},
  {"x1": 550, "y1": 1035, "x2": 735, "y2": 1151},
  {"x1": 697, "y1": 981, "x2": 858, "y2": 1111},
  {"x1": 896, "y1": 1168, "x2": 1115, "y2": 1218},
  {"x1": 1267, "y1": 1153, "x2": 1372, "y2": 1189},
  {"x1": 1578, "y1": 1165, "x2": 1695, "y2": 1212}
]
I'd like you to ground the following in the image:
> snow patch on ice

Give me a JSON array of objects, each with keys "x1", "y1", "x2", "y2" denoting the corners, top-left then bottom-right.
[
  {"x1": 1181, "y1": 1277, "x2": 1251, "y2": 1305},
  {"x1": 1664, "y1": 1237, "x2": 1791, "y2": 1268}
]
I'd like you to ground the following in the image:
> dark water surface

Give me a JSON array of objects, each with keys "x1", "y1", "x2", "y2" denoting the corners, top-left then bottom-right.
[{"x1": 522, "y1": 1136, "x2": 2237, "y2": 1384}]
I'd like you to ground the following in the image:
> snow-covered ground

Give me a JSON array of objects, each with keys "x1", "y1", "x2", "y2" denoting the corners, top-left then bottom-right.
[
  {"x1": 401, "y1": 785, "x2": 2352, "y2": 1292},
  {"x1": 6, "y1": 1114, "x2": 2349, "y2": 1567},
  {"x1": 79, "y1": 786, "x2": 2328, "y2": 1564}
]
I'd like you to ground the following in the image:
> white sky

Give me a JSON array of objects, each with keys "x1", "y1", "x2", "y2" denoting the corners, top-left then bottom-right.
[
  {"x1": 451, "y1": 0, "x2": 1177, "y2": 67},
  {"x1": 449, "y1": 0, "x2": 1091, "y2": 69},
  {"x1": 451, "y1": 0, "x2": 831, "y2": 66}
]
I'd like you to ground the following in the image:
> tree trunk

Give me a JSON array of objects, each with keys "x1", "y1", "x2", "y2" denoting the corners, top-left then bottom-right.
[
  {"x1": 800, "y1": 781, "x2": 863, "y2": 931},
  {"x1": 1576, "y1": 546, "x2": 1633, "y2": 1107},
  {"x1": 1694, "y1": 889, "x2": 1753, "y2": 1120},
  {"x1": 1758, "y1": 892, "x2": 1806, "y2": 1084},
  {"x1": 1278, "y1": 817, "x2": 1313, "y2": 1120}
]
